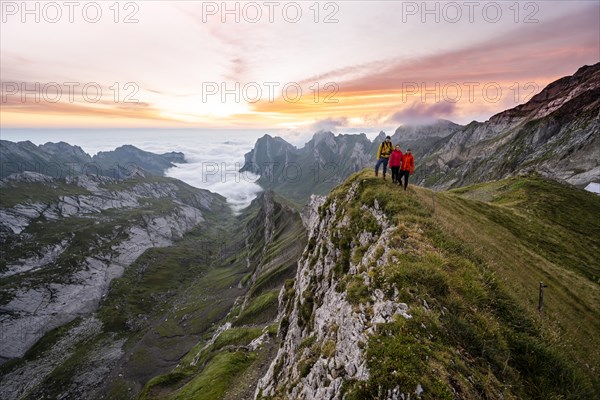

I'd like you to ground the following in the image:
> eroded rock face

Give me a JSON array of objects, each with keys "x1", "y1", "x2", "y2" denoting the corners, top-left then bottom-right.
[
  {"x1": 256, "y1": 182, "x2": 411, "y2": 399},
  {"x1": 0, "y1": 316, "x2": 126, "y2": 400},
  {"x1": 301, "y1": 195, "x2": 326, "y2": 237},
  {"x1": 419, "y1": 63, "x2": 600, "y2": 189},
  {"x1": 0, "y1": 173, "x2": 220, "y2": 362}
]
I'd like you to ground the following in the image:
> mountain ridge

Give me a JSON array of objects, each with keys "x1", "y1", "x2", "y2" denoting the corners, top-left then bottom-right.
[
  {"x1": 241, "y1": 63, "x2": 600, "y2": 205},
  {"x1": 255, "y1": 170, "x2": 600, "y2": 399},
  {"x1": 0, "y1": 140, "x2": 186, "y2": 179}
]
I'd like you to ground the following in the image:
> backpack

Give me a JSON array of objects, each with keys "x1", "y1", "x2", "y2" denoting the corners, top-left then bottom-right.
[{"x1": 380, "y1": 141, "x2": 393, "y2": 157}]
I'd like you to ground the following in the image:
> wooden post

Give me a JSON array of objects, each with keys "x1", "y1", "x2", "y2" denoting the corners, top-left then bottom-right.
[{"x1": 538, "y1": 282, "x2": 548, "y2": 313}]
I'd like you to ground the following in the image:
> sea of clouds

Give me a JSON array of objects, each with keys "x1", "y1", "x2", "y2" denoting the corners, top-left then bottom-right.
[
  {"x1": 2, "y1": 127, "x2": 387, "y2": 210},
  {"x1": 2, "y1": 129, "x2": 281, "y2": 211}
]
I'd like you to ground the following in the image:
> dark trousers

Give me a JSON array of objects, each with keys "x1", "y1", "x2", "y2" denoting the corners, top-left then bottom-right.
[
  {"x1": 375, "y1": 157, "x2": 389, "y2": 176},
  {"x1": 399, "y1": 170, "x2": 410, "y2": 190},
  {"x1": 391, "y1": 166, "x2": 400, "y2": 183}
]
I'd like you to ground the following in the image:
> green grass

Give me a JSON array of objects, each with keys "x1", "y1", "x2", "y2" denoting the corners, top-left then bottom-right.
[
  {"x1": 169, "y1": 351, "x2": 257, "y2": 400},
  {"x1": 448, "y1": 175, "x2": 600, "y2": 282},
  {"x1": 0, "y1": 180, "x2": 90, "y2": 208},
  {"x1": 427, "y1": 175, "x2": 600, "y2": 375},
  {"x1": 139, "y1": 327, "x2": 263, "y2": 400},
  {"x1": 325, "y1": 170, "x2": 598, "y2": 399},
  {"x1": 235, "y1": 290, "x2": 280, "y2": 326},
  {"x1": 213, "y1": 327, "x2": 263, "y2": 350},
  {"x1": 345, "y1": 276, "x2": 370, "y2": 306}
]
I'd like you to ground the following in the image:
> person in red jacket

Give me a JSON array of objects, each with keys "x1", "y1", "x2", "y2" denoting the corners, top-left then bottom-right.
[
  {"x1": 388, "y1": 144, "x2": 403, "y2": 185},
  {"x1": 399, "y1": 148, "x2": 415, "y2": 190}
]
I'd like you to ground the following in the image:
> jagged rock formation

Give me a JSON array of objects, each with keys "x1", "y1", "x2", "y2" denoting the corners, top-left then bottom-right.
[
  {"x1": 301, "y1": 195, "x2": 327, "y2": 237},
  {"x1": 0, "y1": 140, "x2": 185, "y2": 179},
  {"x1": 241, "y1": 135, "x2": 297, "y2": 177},
  {"x1": 256, "y1": 180, "x2": 411, "y2": 399},
  {"x1": 240, "y1": 132, "x2": 378, "y2": 205}
]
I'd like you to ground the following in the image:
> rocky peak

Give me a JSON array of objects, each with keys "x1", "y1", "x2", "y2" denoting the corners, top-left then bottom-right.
[
  {"x1": 240, "y1": 135, "x2": 297, "y2": 175},
  {"x1": 489, "y1": 62, "x2": 600, "y2": 126},
  {"x1": 420, "y1": 62, "x2": 600, "y2": 189},
  {"x1": 39, "y1": 142, "x2": 91, "y2": 161},
  {"x1": 375, "y1": 131, "x2": 387, "y2": 142},
  {"x1": 309, "y1": 131, "x2": 336, "y2": 148}
]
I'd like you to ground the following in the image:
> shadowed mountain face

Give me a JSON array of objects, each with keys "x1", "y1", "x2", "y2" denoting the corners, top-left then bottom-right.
[
  {"x1": 0, "y1": 141, "x2": 185, "y2": 179},
  {"x1": 240, "y1": 132, "x2": 379, "y2": 206},
  {"x1": 241, "y1": 63, "x2": 600, "y2": 205}
]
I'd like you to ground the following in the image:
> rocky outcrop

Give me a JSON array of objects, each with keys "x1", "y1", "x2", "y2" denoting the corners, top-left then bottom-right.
[
  {"x1": 0, "y1": 316, "x2": 125, "y2": 400},
  {"x1": 240, "y1": 135, "x2": 297, "y2": 176},
  {"x1": 301, "y1": 195, "x2": 326, "y2": 237},
  {"x1": 256, "y1": 181, "x2": 412, "y2": 399},
  {"x1": 0, "y1": 173, "x2": 225, "y2": 362}
]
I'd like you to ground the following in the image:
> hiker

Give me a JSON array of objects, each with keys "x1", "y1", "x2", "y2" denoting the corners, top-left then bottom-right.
[
  {"x1": 375, "y1": 136, "x2": 394, "y2": 180},
  {"x1": 398, "y1": 148, "x2": 415, "y2": 190},
  {"x1": 389, "y1": 144, "x2": 403, "y2": 185}
]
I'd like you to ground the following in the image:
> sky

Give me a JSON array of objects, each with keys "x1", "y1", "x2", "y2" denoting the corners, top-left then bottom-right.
[{"x1": 1, "y1": 0, "x2": 599, "y2": 133}]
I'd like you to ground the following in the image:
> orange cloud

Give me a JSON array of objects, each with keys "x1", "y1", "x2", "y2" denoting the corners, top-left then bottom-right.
[{"x1": 251, "y1": 4, "x2": 599, "y2": 126}]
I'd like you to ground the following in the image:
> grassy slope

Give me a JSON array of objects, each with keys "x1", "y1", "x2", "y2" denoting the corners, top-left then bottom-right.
[
  {"x1": 320, "y1": 170, "x2": 598, "y2": 399},
  {"x1": 425, "y1": 176, "x2": 600, "y2": 376}
]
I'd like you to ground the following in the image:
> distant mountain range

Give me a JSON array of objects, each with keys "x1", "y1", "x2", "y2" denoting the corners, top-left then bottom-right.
[
  {"x1": 0, "y1": 141, "x2": 186, "y2": 179},
  {"x1": 241, "y1": 63, "x2": 600, "y2": 204}
]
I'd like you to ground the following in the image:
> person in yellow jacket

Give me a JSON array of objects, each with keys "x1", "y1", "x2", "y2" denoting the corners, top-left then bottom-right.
[{"x1": 375, "y1": 136, "x2": 393, "y2": 179}]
